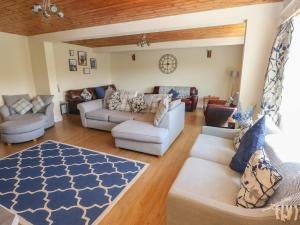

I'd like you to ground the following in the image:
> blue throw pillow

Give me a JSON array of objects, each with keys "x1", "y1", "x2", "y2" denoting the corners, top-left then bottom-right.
[
  {"x1": 230, "y1": 116, "x2": 266, "y2": 173},
  {"x1": 95, "y1": 87, "x2": 105, "y2": 99},
  {"x1": 168, "y1": 89, "x2": 180, "y2": 99}
]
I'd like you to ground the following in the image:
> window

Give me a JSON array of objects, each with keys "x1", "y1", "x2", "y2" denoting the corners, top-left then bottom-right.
[{"x1": 280, "y1": 15, "x2": 300, "y2": 140}]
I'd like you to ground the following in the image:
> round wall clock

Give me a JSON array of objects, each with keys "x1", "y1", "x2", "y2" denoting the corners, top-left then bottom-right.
[{"x1": 159, "y1": 54, "x2": 178, "y2": 74}]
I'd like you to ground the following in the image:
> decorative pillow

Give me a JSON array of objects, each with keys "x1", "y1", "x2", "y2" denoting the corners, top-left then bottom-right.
[
  {"x1": 81, "y1": 88, "x2": 92, "y2": 101},
  {"x1": 233, "y1": 122, "x2": 253, "y2": 151},
  {"x1": 107, "y1": 91, "x2": 121, "y2": 110},
  {"x1": 2, "y1": 94, "x2": 31, "y2": 115},
  {"x1": 104, "y1": 87, "x2": 115, "y2": 108},
  {"x1": 11, "y1": 98, "x2": 33, "y2": 115},
  {"x1": 168, "y1": 89, "x2": 180, "y2": 99},
  {"x1": 95, "y1": 86, "x2": 105, "y2": 99},
  {"x1": 230, "y1": 116, "x2": 266, "y2": 173},
  {"x1": 150, "y1": 94, "x2": 171, "y2": 113},
  {"x1": 130, "y1": 95, "x2": 147, "y2": 113},
  {"x1": 31, "y1": 96, "x2": 45, "y2": 114},
  {"x1": 154, "y1": 96, "x2": 169, "y2": 126},
  {"x1": 117, "y1": 90, "x2": 137, "y2": 112},
  {"x1": 236, "y1": 149, "x2": 282, "y2": 208}
]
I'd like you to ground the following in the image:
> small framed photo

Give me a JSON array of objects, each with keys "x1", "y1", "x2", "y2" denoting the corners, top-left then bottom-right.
[
  {"x1": 69, "y1": 59, "x2": 77, "y2": 71},
  {"x1": 78, "y1": 51, "x2": 87, "y2": 66},
  {"x1": 69, "y1": 50, "x2": 75, "y2": 56},
  {"x1": 83, "y1": 68, "x2": 91, "y2": 74},
  {"x1": 90, "y1": 58, "x2": 97, "y2": 69}
]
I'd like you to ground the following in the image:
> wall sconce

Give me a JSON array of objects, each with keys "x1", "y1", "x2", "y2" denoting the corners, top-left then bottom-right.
[
  {"x1": 132, "y1": 54, "x2": 136, "y2": 61},
  {"x1": 207, "y1": 50, "x2": 212, "y2": 58}
]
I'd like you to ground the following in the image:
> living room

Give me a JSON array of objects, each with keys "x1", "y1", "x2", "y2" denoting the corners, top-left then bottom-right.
[{"x1": 0, "y1": 1, "x2": 300, "y2": 225}]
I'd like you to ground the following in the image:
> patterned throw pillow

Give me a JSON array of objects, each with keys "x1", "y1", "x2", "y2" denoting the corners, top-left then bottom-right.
[
  {"x1": 233, "y1": 119, "x2": 254, "y2": 150},
  {"x1": 107, "y1": 91, "x2": 121, "y2": 110},
  {"x1": 11, "y1": 98, "x2": 33, "y2": 115},
  {"x1": 154, "y1": 96, "x2": 169, "y2": 126},
  {"x1": 148, "y1": 94, "x2": 172, "y2": 113},
  {"x1": 81, "y1": 88, "x2": 92, "y2": 101},
  {"x1": 32, "y1": 96, "x2": 45, "y2": 113},
  {"x1": 130, "y1": 95, "x2": 147, "y2": 113},
  {"x1": 236, "y1": 149, "x2": 282, "y2": 208},
  {"x1": 103, "y1": 87, "x2": 115, "y2": 109},
  {"x1": 117, "y1": 90, "x2": 137, "y2": 112}
]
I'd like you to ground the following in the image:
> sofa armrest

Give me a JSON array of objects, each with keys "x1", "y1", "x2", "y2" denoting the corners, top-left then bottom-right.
[
  {"x1": 202, "y1": 126, "x2": 239, "y2": 140},
  {"x1": 44, "y1": 103, "x2": 55, "y2": 128},
  {"x1": 167, "y1": 191, "x2": 281, "y2": 225},
  {"x1": 0, "y1": 105, "x2": 10, "y2": 121},
  {"x1": 77, "y1": 100, "x2": 103, "y2": 127}
]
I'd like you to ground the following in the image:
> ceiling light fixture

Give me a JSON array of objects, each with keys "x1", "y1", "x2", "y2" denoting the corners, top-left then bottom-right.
[
  {"x1": 32, "y1": 0, "x2": 64, "y2": 19},
  {"x1": 137, "y1": 34, "x2": 150, "y2": 47}
]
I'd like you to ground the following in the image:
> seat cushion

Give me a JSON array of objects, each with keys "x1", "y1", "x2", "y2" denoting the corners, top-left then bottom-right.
[
  {"x1": 5, "y1": 113, "x2": 46, "y2": 122},
  {"x1": 0, "y1": 117, "x2": 44, "y2": 134},
  {"x1": 112, "y1": 120, "x2": 169, "y2": 144},
  {"x1": 170, "y1": 157, "x2": 241, "y2": 205},
  {"x1": 109, "y1": 111, "x2": 134, "y2": 123},
  {"x1": 86, "y1": 109, "x2": 110, "y2": 121},
  {"x1": 190, "y1": 134, "x2": 235, "y2": 165}
]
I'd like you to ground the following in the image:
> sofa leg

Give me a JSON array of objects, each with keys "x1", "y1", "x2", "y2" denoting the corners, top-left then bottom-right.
[
  {"x1": 33, "y1": 139, "x2": 37, "y2": 142},
  {"x1": 7, "y1": 143, "x2": 11, "y2": 146}
]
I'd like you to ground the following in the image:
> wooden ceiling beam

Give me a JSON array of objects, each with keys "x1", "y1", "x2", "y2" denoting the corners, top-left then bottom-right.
[{"x1": 67, "y1": 23, "x2": 246, "y2": 48}]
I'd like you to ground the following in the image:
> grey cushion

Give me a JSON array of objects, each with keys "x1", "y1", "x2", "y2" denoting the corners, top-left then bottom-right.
[
  {"x1": 109, "y1": 111, "x2": 134, "y2": 123},
  {"x1": 5, "y1": 113, "x2": 46, "y2": 122},
  {"x1": 190, "y1": 134, "x2": 235, "y2": 165},
  {"x1": 0, "y1": 117, "x2": 44, "y2": 134},
  {"x1": 2, "y1": 94, "x2": 31, "y2": 114},
  {"x1": 86, "y1": 109, "x2": 110, "y2": 121},
  {"x1": 112, "y1": 120, "x2": 169, "y2": 144}
]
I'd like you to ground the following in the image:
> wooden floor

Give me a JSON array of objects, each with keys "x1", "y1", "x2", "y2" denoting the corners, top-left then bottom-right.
[{"x1": 0, "y1": 110, "x2": 204, "y2": 225}]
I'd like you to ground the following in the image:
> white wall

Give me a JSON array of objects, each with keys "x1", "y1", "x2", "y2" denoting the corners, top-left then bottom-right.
[
  {"x1": 0, "y1": 32, "x2": 36, "y2": 106},
  {"x1": 111, "y1": 45, "x2": 243, "y2": 104},
  {"x1": 53, "y1": 43, "x2": 112, "y2": 101}
]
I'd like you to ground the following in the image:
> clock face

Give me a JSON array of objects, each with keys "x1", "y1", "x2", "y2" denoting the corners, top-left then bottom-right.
[{"x1": 159, "y1": 54, "x2": 177, "y2": 74}]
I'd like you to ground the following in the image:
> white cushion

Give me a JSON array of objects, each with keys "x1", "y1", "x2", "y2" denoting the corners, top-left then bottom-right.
[
  {"x1": 109, "y1": 111, "x2": 134, "y2": 123},
  {"x1": 190, "y1": 134, "x2": 235, "y2": 165},
  {"x1": 170, "y1": 157, "x2": 241, "y2": 205}
]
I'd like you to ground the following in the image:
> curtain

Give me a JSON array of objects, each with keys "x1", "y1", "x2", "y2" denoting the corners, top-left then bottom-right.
[{"x1": 261, "y1": 19, "x2": 294, "y2": 125}]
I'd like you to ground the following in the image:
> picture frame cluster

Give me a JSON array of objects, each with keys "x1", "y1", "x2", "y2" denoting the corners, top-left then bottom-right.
[{"x1": 68, "y1": 50, "x2": 97, "y2": 74}]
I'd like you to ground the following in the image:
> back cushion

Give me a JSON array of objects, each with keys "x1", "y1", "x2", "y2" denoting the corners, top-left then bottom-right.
[
  {"x1": 158, "y1": 86, "x2": 191, "y2": 98},
  {"x1": 2, "y1": 94, "x2": 31, "y2": 115}
]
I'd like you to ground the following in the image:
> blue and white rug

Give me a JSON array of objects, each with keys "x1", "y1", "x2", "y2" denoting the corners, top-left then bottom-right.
[{"x1": 0, "y1": 140, "x2": 148, "y2": 225}]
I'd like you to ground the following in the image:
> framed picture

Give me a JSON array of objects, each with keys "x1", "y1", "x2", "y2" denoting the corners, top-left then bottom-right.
[
  {"x1": 90, "y1": 58, "x2": 97, "y2": 69},
  {"x1": 69, "y1": 59, "x2": 77, "y2": 71},
  {"x1": 78, "y1": 51, "x2": 87, "y2": 66},
  {"x1": 69, "y1": 50, "x2": 74, "y2": 56},
  {"x1": 83, "y1": 68, "x2": 91, "y2": 74}
]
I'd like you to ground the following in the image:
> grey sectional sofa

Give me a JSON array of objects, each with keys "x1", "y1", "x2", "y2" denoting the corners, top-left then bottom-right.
[
  {"x1": 77, "y1": 99, "x2": 185, "y2": 156},
  {"x1": 167, "y1": 126, "x2": 299, "y2": 225}
]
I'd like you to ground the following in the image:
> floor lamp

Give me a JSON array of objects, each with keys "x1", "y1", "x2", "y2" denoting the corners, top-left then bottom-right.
[{"x1": 229, "y1": 70, "x2": 239, "y2": 97}]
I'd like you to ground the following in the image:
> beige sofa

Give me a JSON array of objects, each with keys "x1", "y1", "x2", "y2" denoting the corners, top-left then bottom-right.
[{"x1": 167, "y1": 126, "x2": 299, "y2": 225}]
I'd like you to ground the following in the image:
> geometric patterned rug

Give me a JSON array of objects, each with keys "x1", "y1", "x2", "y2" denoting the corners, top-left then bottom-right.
[{"x1": 0, "y1": 140, "x2": 148, "y2": 225}]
